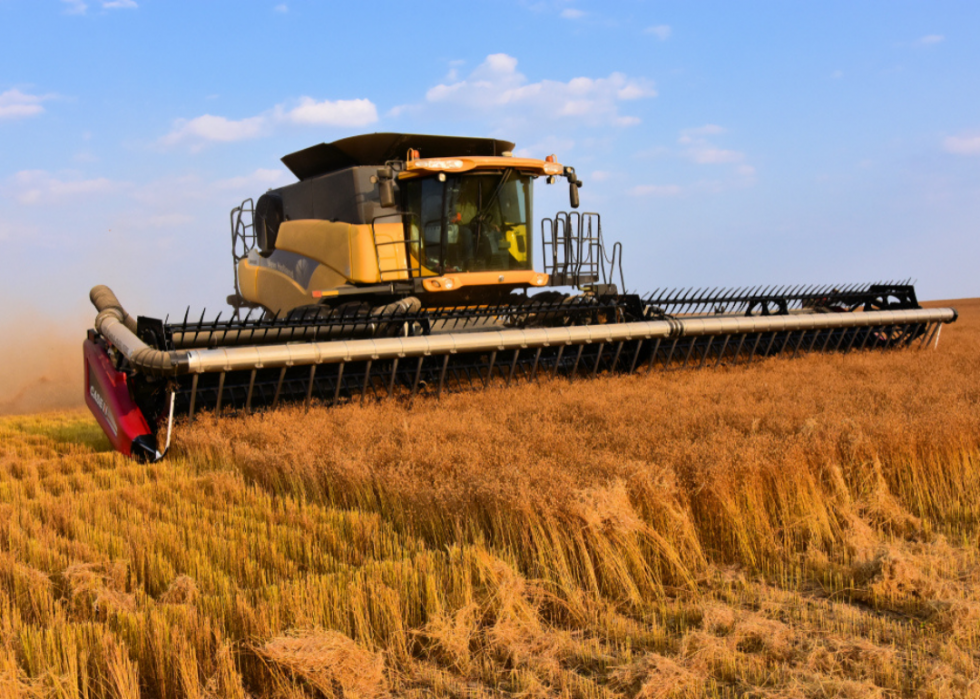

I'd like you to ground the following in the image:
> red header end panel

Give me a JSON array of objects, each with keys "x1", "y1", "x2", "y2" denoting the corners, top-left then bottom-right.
[{"x1": 83, "y1": 338, "x2": 158, "y2": 461}]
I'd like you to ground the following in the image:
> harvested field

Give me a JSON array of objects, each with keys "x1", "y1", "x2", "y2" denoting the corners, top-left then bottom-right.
[{"x1": 0, "y1": 298, "x2": 978, "y2": 698}]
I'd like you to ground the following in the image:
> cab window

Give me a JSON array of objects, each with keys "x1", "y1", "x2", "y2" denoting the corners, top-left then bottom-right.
[{"x1": 403, "y1": 171, "x2": 533, "y2": 275}]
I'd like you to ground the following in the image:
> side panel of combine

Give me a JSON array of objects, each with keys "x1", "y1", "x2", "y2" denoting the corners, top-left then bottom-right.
[
  {"x1": 83, "y1": 338, "x2": 158, "y2": 461},
  {"x1": 275, "y1": 220, "x2": 355, "y2": 278},
  {"x1": 236, "y1": 253, "x2": 318, "y2": 313}
]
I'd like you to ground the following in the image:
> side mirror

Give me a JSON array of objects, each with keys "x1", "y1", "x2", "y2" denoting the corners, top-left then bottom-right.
[
  {"x1": 565, "y1": 167, "x2": 582, "y2": 209},
  {"x1": 373, "y1": 167, "x2": 397, "y2": 208},
  {"x1": 379, "y1": 179, "x2": 396, "y2": 208}
]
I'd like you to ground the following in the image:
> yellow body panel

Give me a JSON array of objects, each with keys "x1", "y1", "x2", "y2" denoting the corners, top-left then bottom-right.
[
  {"x1": 237, "y1": 220, "x2": 417, "y2": 313},
  {"x1": 236, "y1": 257, "x2": 260, "y2": 301},
  {"x1": 275, "y1": 220, "x2": 353, "y2": 278},
  {"x1": 237, "y1": 258, "x2": 325, "y2": 314},
  {"x1": 273, "y1": 220, "x2": 410, "y2": 284},
  {"x1": 420, "y1": 270, "x2": 548, "y2": 293},
  {"x1": 275, "y1": 220, "x2": 409, "y2": 284}
]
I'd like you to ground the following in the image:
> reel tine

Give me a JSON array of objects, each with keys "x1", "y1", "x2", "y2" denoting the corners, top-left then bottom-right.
[
  {"x1": 333, "y1": 362, "x2": 346, "y2": 406},
  {"x1": 408, "y1": 358, "x2": 423, "y2": 405},
  {"x1": 193, "y1": 308, "x2": 206, "y2": 345},
  {"x1": 552, "y1": 345, "x2": 565, "y2": 378},
  {"x1": 387, "y1": 358, "x2": 399, "y2": 397},
  {"x1": 507, "y1": 349, "x2": 520, "y2": 387},
  {"x1": 629, "y1": 338, "x2": 645, "y2": 374},
  {"x1": 714, "y1": 334, "x2": 731, "y2": 367},
  {"x1": 246, "y1": 369, "x2": 257, "y2": 413},
  {"x1": 530, "y1": 347, "x2": 543, "y2": 381},
  {"x1": 304, "y1": 364, "x2": 317, "y2": 410},
  {"x1": 591, "y1": 343, "x2": 605, "y2": 377},
  {"x1": 663, "y1": 337, "x2": 679, "y2": 369},
  {"x1": 361, "y1": 359, "x2": 373, "y2": 404},
  {"x1": 698, "y1": 336, "x2": 713, "y2": 368},
  {"x1": 436, "y1": 355, "x2": 450, "y2": 397}
]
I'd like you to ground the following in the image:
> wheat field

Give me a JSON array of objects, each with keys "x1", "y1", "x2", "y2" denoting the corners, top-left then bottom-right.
[{"x1": 0, "y1": 299, "x2": 977, "y2": 698}]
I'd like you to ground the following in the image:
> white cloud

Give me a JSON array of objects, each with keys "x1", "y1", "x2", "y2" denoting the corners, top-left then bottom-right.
[
  {"x1": 678, "y1": 125, "x2": 746, "y2": 165},
  {"x1": 914, "y1": 34, "x2": 944, "y2": 47},
  {"x1": 617, "y1": 84, "x2": 649, "y2": 100},
  {"x1": 64, "y1": 0, "x2": 138, "y2": 12},
  {"x1": 678, "y1": 124, "x2": 725, "y2": 141},
  {"x1": 424, "y1": 53, "x2": 655, "y2": 128},
  {"x1": 4, "y1": 170, "x2": 124, "y2": 206},
  {"x1": 0, "y1": 89, "x2": 55, "y2": 121},
  {"x1": 161, "y1": 114, "x2": 266, "y2": 150},
  {"x1": 277, "y1": 97, "x2": 378, "y2": 127},
  {"x1": 689, "y1": 147, "x2": 744, "y2": 164},
  {"x1": 386, "y1": 103, "x2": 419, "y2": 119},
  {"x1": 943, "y1": 134, "x2": 980, "y2": 156},
  {"x1": 644, "y1": 25, "x2": 671, "y2": 40},
  {"x1": 274, "y1": 4, "x2": 288, "y2": 12},
  {"x1": 161, "y1": 95, "x2": 378, "y2": 150},
  {"x1": 629, "y1": 184, "x2": 682, "y2": 197},
  {"x1": 560, "y1": 8, "x2": 585, "y2": 19}
]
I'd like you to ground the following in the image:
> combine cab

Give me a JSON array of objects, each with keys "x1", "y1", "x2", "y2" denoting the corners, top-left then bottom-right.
[{"x1": 84, "y1": 133, "x2": 958, "y2": 460}]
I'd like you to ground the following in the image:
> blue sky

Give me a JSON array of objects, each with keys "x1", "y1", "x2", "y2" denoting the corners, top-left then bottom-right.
[{"x1": 2, "y1": 0, "x2": 978, "y2": 327}]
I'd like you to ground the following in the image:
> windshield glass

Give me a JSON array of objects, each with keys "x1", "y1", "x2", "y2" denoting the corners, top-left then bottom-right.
[{"x1": 403, "y1": 171, "x2": 533, "y2": 275}]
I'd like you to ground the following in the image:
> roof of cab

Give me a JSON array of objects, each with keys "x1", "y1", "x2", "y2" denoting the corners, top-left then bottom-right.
[{"x1": 281, "y1": 133, "x2": 517, "y2": 181}]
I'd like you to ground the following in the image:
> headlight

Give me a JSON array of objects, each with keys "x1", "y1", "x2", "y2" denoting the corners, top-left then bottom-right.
[{"x1": 443, "y1": 279, "x2": 455, "y2": 290}]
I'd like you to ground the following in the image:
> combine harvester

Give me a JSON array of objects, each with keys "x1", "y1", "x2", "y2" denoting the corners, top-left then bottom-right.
[{"x1": 84, "y1": 133, "x2": 958, "y2": 460}]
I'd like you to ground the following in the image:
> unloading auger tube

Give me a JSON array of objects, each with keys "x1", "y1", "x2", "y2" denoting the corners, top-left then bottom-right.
[{"x1": 84, "y1": 284, "x2": 958, "y2": 463}]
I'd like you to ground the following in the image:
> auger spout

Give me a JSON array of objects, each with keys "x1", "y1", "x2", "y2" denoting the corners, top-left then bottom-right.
[{"x1": 90, "y1": 285, "x2": 191, "y2": 377}]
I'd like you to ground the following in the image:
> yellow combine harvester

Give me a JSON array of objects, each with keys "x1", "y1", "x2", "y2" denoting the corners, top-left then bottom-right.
[
  {"x1": 233, "y1": 133, "x2": 566, "y2": 315},
  {"x1": 84, "y1": 133, "x2": 957, "y2": 460}
]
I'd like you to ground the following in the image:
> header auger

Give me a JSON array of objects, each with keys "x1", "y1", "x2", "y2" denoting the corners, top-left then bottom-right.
[{"x1": 83, "y1": 133, "x2": 958, "y2": 461}]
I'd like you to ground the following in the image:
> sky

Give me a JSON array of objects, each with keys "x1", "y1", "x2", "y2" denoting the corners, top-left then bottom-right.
[{"x1": 2, "y1": 0, "x2": 979, "y2": 331}]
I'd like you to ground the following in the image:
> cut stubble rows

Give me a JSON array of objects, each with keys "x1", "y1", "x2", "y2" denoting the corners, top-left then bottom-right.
[{"x1": 0, "y1": 299, "x2": 978, "y2": 697}]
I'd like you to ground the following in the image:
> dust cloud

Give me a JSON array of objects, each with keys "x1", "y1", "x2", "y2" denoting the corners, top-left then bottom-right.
[{"x1": 0, "y1": 313, "x2": 88, "y2": 416}]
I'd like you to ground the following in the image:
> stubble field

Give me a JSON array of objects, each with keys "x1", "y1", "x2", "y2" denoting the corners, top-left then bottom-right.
[{"x1": 0, "y1": 299, "x2": 977, "y2": 698}]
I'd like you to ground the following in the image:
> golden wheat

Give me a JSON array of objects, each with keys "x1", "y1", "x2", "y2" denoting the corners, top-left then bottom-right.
[{"x1": 0, "y1": 299, "x2": 977, "y2": 697}]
